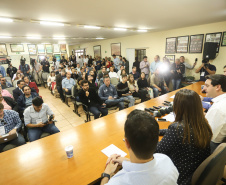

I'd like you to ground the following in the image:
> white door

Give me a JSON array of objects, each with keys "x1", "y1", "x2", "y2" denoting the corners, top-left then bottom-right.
[{"x1": 126, "y1": 49, "x2": 135, "y2": 73}]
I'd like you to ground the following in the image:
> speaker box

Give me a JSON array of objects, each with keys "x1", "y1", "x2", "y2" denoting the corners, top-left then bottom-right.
[{"x1": 203, "y1": 42, "x2": 218, "y2": 60}]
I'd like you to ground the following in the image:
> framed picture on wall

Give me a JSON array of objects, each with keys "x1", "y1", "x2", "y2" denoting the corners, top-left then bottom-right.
[
  {"x1": 111, "y1": 43, "x2": 121, "y2": 56},
  {"x1": 54, "y1": 54, "x2": 61, "y2": 62},
  {"x1": 165, "y1": 37, "x2": 176, "y2": 54},
  {"x1": 60, "y1": 44, "x2": 67, "y2": 53},
  {"x1": 165, "y1": 55, "x2": 175, "y2": 63},
  {"x1": 10, "y1": 44, "x2": 24, "y2": 52},
  {"x1": 0, "y1": 56, "x2": 7, "y2": 64},
  {"x1": 205, "y1": 32, "x2": 222, "y2": 53},
  {"x1": 53, "y1": 44, "x2": 60, "y2": 53},
  {"x1": 176, "y1": 36, "x2": 189, "y2": 53},
  {"x1": 93, "y1": 45, "x2": 101, "y2": 58},
  {"x1": 189, "y1": 34, "x2": 204, "y2": 53},
  {"x1": 0, "y1": 44, "x2": 8, "y2": 56},
  {"x1": 46, "y1": 44, "x2": 53, "y2": 53},
  {"x1": 221, "y1": 31, "x2": 226, "y2": 46},
  {"x1": 28, "y1": 44, "x2": 37, "y2": 55},
  {"x1": 37, "y1": 44, "x2": 45, "y2": 54}
]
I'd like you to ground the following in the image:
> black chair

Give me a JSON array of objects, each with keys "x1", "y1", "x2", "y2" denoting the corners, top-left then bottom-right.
[
  {"x1": 71, "y1": 85, "x2": 82, "y2": 116},
  {"x1": 82, "y1": 104, "x2": 95, "y2": 122}
]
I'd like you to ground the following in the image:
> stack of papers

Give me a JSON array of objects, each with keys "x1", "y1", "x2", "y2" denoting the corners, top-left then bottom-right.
[{"x1": 101, "y1": 144, "x2": 127, "y2": 157}]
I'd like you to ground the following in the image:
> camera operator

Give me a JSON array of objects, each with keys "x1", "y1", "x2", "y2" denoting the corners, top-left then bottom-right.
[
  {"x1": 32, "y1": 59, "x2": 42, "y2": 86},
  {"x1": 60, "y1": 55, "x2": 67, "y2": 64},
  {"x1": 41, "y1": 56, "x2": 50, "y2": 73},
  {"x1": 7, "y1": 62, "x2": 17, "y2": 79},
  {"x1": 19, "y1": 56, "x2": 30, "y2": 77},
  {"x1": 195, "y1": 59, "x2": 216, "y2": 81}
]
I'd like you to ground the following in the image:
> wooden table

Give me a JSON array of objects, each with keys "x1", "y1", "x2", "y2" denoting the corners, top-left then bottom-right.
[{"x1": 0, "y1": 82, "x2": 205, "y2": 185}]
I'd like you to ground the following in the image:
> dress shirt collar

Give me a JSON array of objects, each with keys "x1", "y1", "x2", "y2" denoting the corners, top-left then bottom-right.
[
  {"x1": 29, "y1": 105, "x2": 44, "y2": 113},
  {"x1": 212, "y1": 93, "x2": 226, "y2": 103}
]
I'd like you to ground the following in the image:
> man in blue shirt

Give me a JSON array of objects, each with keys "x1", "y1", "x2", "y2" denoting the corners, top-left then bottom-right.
[
  {"x1": 98, "y1": 77, "x2": 126, "y2": 110},
  {"x1": 0, "y1": 66, "x2": 6, "y2": 77},
  {"x1": 100, "y1": 110, "x2": 179, "y2": 185},
  {"x1": 195, "y1": 59, "x2": 216, "y2": 81},
  {"x1": 0, "y1": 103, "x2": 26, "y2": 152},
  {"x1": 62, "y1": 72, "x2": 76, "y2": 95},
  {"x1": 0, "y1": 77, "x2": 13, "y2": 89},
  {"x1": 150, "y1": 55, "x2": 163, "y2": 74},
  {"x1": 112, "y1": 54, "x2": 121, "y2": 72}
]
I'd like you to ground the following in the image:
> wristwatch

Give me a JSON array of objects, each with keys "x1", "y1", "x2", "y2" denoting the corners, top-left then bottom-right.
[{"x1": 101, "y1": 173, "x2": 110, "y2": 180}]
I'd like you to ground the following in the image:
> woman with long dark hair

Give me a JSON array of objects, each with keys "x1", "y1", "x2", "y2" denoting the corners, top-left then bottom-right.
[{"x1": 156, "y1": 89, "x2": 212, "y2": 185}]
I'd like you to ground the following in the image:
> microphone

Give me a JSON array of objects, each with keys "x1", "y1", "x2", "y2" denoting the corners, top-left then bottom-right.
[{"x1": 145, "y1": 108, "x2": 162, "y2": 117}]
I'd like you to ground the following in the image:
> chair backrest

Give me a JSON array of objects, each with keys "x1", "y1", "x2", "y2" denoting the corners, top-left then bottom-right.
[
  {"x1": 13, "y1": 80, "x2": 17, "y2": 87},
  {"x1": 42, "y1": 72, "x2": 49, "y2": 81},
  {"x1": 6, "y1": 87, "x2": 15, "y2": 95},
  {"x1": 110, "y1": 77, "x2": 119, "y2": 86},
  {"x1": 191, "y1": 143, "x2": 226, "y2": 185},
  {"x1": 71, "y1": 85, "x2": 75, "y2": 98},
  {"x1": 5, "y1": 76, "x2": 12, "y2": 85}
]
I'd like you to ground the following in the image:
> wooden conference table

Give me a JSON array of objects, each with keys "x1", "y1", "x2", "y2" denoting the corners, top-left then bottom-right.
[{"x1": 0, "y1": 81, "x2": 205, "y2": 185}]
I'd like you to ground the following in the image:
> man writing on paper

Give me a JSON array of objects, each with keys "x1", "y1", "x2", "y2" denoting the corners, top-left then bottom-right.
[{"x1": 100, "y1": 110, "x2": 178, "y2": 185}]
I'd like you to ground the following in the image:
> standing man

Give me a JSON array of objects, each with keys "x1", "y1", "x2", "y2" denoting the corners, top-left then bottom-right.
[
  {"x1": 195, "y1": 59, "x2": 216, "y2": 81},
  {"x1": 24, "y1": 97, "x2": 60, "y2": 142},
  {"x1": 112, "y1": 54, "x2": 121, "y2": 72},
  {"x1": 79, "y1": 80, "x2": 108, "y2": 119},
  {"x1": 41, "y1": 57, "x2": 50, "y2": 73},
  {"x1": 32, "y1": 60, "x2": 42, "y2": 86},
  {"x1": 140, "y1": 56, "x2": 150, "y2": 79},
  {"x1": 56, "y1": 70, "x2": 66, "y2": 102},
  {"x1": 7, "y1": 62, "x2": 17, "y2": 79},
  {"x1": 180, "y1": 56, "x2": 197, "y2": 79},
  {"x1": 203, "y1": 74, "x2": 226, "y2": 152},
  {"x1": 62, "y1": 72, "x2": 76, "y2": 95},
  {"x1": 0, "y1": 103, "x2": 26, "y2": 153},
  {"x1": 133, "y1": 57, "x2": 141, "y2": 74},
  {"x1": 83, "y1": 55, "x2": 89, "y2": 65},
  {"x1": 19, "y1": 57, "x2": 30, "y2": 77},
  {"x1": 150, "y1": 55, "x2": 163, "y2": 74}
]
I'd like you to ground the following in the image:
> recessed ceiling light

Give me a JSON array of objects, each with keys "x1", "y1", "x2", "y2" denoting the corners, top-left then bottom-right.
[
  {"x1": 96, "y1": 38, "x2": 104, "y2": 39},
  {"x1": 137, "y1": 29, "x2": 148, "y2": 32},
  {"x1": 84, "y1": 25, "x2": 101, "y2": 29},
  {"x1": 40, "y1": 21, "x2": 64, "y2": 26},
  {"x1": 53, "y1": 37, "x2": 66, "y2": 40},
  {"x1": 114, "y1": 28, "x2": 127, "y2": 31},
  {"x1": 27, "y1": 36, "x2": 41, "y2": 40},
  {"x1": 0, "y1": 36, "x2": 12, "y2": 38},
  {"x1": 0, "y1": 17, "x2": 13, "y2": 23}
]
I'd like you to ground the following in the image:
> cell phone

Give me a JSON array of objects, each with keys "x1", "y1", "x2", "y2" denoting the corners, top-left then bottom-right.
[{"x1": 157, "y1": 118, "x2": 167, "y2": 122}]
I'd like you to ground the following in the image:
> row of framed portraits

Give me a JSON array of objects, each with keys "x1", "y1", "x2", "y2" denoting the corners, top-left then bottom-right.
[
  {"x1": 0, "y1": 44, "x2": 67, "y2": 56},
  {"x1": 93, "y1": 43, "x2": 121, "y2": 58},
  {"x1": 166, "y1": 31, "x2": 226, "y2": 54}
]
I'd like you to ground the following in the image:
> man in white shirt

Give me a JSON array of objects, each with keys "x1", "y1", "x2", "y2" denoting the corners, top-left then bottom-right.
[
  {"x1": 100, "y1": 110, "x2": 178, "y2": 185},
  {"x1": 83, "y1": 55, "x2": 89, "y2": 65},
  {"x1": 204, "y1": 74, "x2": 226, "y2": 152},
  {"x1": 108, "y1": 66, "x2": 119, "y2": 80}
]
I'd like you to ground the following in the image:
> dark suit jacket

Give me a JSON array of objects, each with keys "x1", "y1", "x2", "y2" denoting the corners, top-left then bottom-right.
[
  {"x1": 3, "y1": 96, "x2": 18, "y2": 112},
  {"x1": 13, "y1": 87, "x2": 36, "y2": 102},
  {"x1": 17, "y1": 92, "x2": 39, "y2": 111}
]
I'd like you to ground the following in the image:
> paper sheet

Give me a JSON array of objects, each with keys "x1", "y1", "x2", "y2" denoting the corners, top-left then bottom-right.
[
  {"x1": 163, "y1": 112, "x2": 175, "y2": 122},
  {"x1": 170, "y1": 95, "x2": 175, "y2": 99},
  {"x1": 101, "y1": 144, "x2": 127, "y2": 157}
]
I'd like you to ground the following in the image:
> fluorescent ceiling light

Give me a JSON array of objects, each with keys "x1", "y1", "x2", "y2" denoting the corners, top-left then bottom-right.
[
  {"x1": 137, "y1": 29, "x2": 148, "y2": 32},
  {"x1": 0, "y1": 36, "x2": 12, "y2": 38},
  {"x1": 114, "y1": 28, "x2": 127, "y2": 31},
  {"x1": 40, "y1": 21, "x2": 64, "y2": 26},
  {"x1": 0, "y1": 17, "x2": 13, "y2": 22},
  {"x1": 84, "y1": 25, "x2": 101, "y2": 29},
  {"x1": 96, "y1": 38, "x2": 104, "y2": 39},
  {"x1": 41, "y1": 43, "x2": 51, "y2": 44},
  {"x1": 27, "y1": 36, "x2": 41, "y2": 39},
  {"x1": 53, "y1": 37, "x2": 66, "y2": 40}
]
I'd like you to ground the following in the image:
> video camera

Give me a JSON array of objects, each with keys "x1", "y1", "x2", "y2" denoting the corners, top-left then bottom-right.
[
  {"x1": 20, "y1": 58, "x2": 26, "y2": 66},
  {"x1": 6, "y1": 58, "x2": 12, "y2": 66},
  {"x1": 202, "y1": 59, "x2": 209, "y2": 68}
]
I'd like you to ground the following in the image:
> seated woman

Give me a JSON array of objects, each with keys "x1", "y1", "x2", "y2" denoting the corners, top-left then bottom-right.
[
  {"x1": 47, "y1": 71, "x2": 56, "y2": 87},
  {"x1": 156, "y1": 89, "x2": 212, "y2": 185},
  {"x1": 137, "y1": 72, "x2": 152, "y2": 100},
  {"x1": 127, "y1": 74, "x2": 146, "y2": 102},
  {"x1": 119, "y1": 69, "x2": 127, "y2": 82}
]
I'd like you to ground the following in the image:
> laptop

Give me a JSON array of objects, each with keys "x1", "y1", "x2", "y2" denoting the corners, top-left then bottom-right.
[{"x1": 0, "y1": 132, "x2": 18, "y2": 144}]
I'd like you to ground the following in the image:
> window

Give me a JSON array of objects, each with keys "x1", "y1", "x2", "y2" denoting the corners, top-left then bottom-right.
[
  {"x1": 135, "y1": 49, "x2": 146, "y2": 62},
  {"x1": 75, "y1": 49, "x2": 86, "y2": 58}
]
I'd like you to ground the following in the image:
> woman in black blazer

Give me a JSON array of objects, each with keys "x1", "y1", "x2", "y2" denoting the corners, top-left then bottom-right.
[{"x1": 156, "y1": 89, "x2": 212, "y2": 185}]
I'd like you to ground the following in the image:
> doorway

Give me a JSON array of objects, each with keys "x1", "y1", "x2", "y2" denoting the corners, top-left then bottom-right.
[{"x1": 135, "y1": 49, "x2": 146, "y2": 62}]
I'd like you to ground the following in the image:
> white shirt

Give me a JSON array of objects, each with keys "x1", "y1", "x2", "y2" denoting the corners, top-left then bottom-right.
[
  {"x1": 106, "y1": 153, "x2": 179, "y2": 185},
  {"x1": 109, "y1": 71, "x2": 118, "y2": 79},
  {"x1": 206, "y1": 93, "x2": 226, "y2": 143},
  {"x1": 83, "y1": 58, "x2": 88, "y2": 64},
  {"x1": 117, "y1": 70, "x2": 122, "y2": 78}
]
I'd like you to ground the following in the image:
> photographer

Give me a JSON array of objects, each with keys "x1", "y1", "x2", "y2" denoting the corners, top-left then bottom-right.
[
  {"x1": 171, "y1": 59, "x2": 185, "y2": 90},
  {"x1": 24, "y1": 97, "x2": 60, "y2": 142},
  {"x1": 7, "y1": 62, "x2": 17, "y2": 79},
  {"x1": 41, "y1": 56, "x2": 50, "y2": 73},
  {"x1": 19, "y1": 57, "x2": 30, "y2": 77},
  {"x1": 32, "y1": 59, "x2": 42, "y2": 86},
  {"x1": 195, "y1": 59, "x2": 216, "y2": 81}
]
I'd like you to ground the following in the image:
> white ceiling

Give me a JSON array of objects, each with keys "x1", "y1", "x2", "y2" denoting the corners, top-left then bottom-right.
[{"x1": 0, "y1": 0, "x2": 226, "y2": 45}]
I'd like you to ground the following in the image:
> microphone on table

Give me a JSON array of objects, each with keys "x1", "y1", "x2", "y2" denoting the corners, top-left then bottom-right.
[
  {"x1": 145, "y1": 108, "x2": 162, "y2": 117},
  {"x1": 153, "y1": 106, "x2": 166, "y2": 116}
]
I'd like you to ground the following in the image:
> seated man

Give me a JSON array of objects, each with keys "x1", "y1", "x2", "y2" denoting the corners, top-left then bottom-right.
[
  {"x1": 99, "y1": 77, "x2": 127, "y2": 110},
  {"x1": 87, "y1": 74, "x2": 97, "y2": 90},
  {"x1": 24, "y1": 97, "x2": 60, "y2": 142},
  {"x1": 117, "y1": 65, "x2": 124, "y2": 79},
  {"x1": 99, "y1": 72, "x2": 109, "y2": 87},
  {"x1": 98, "y1": 66, "x2": 108, "y2": 80},
  {"x1": 108, "y1": 66, "x2": 119, "y2": 80},
  {"x1": 23, "y1": 76, "x2": 39, "y2": 94},
  {"x1": 0, "y1": 103, "x2": 26, "y2": 153},
  {"x1": 0, "y1": 93, "x2": 18, "y2": 111},
  {"x1": 56, "y1": 70, "x2": 66, "y2": 102},
  {"x1": 62, "y1": 72, "x2": 75, "y2": 95},
  {"x1": 117, "y1": 74, "x2": 135, "y2": 107},
  {"x1": 100, "y1": 110, "x2": 179, "y2": 185},
  {"x1": 13, "y1": 80, "x2": 25, "y2": 102},
  {"x1": 130, "y1": 66, "x2": 140, "y2": 80},
  {"x1": 195, "y1": 59, "x2": 216, "y2": 81},
  {"x1": 17, "y1": 85, "x2": 39, "y2": 112},
  {"x1": 79, "y1": 80, "x2": 108, "y2": 119},
  {"x1": 0, "y1": 84, "x2": 13, "y2": 99},
  {"x1": 0, "y1": 77, "x2": 13, "y2": 89},
  {"x1": 150, "y1": 68, "x2": 169, "y2": 98}
]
